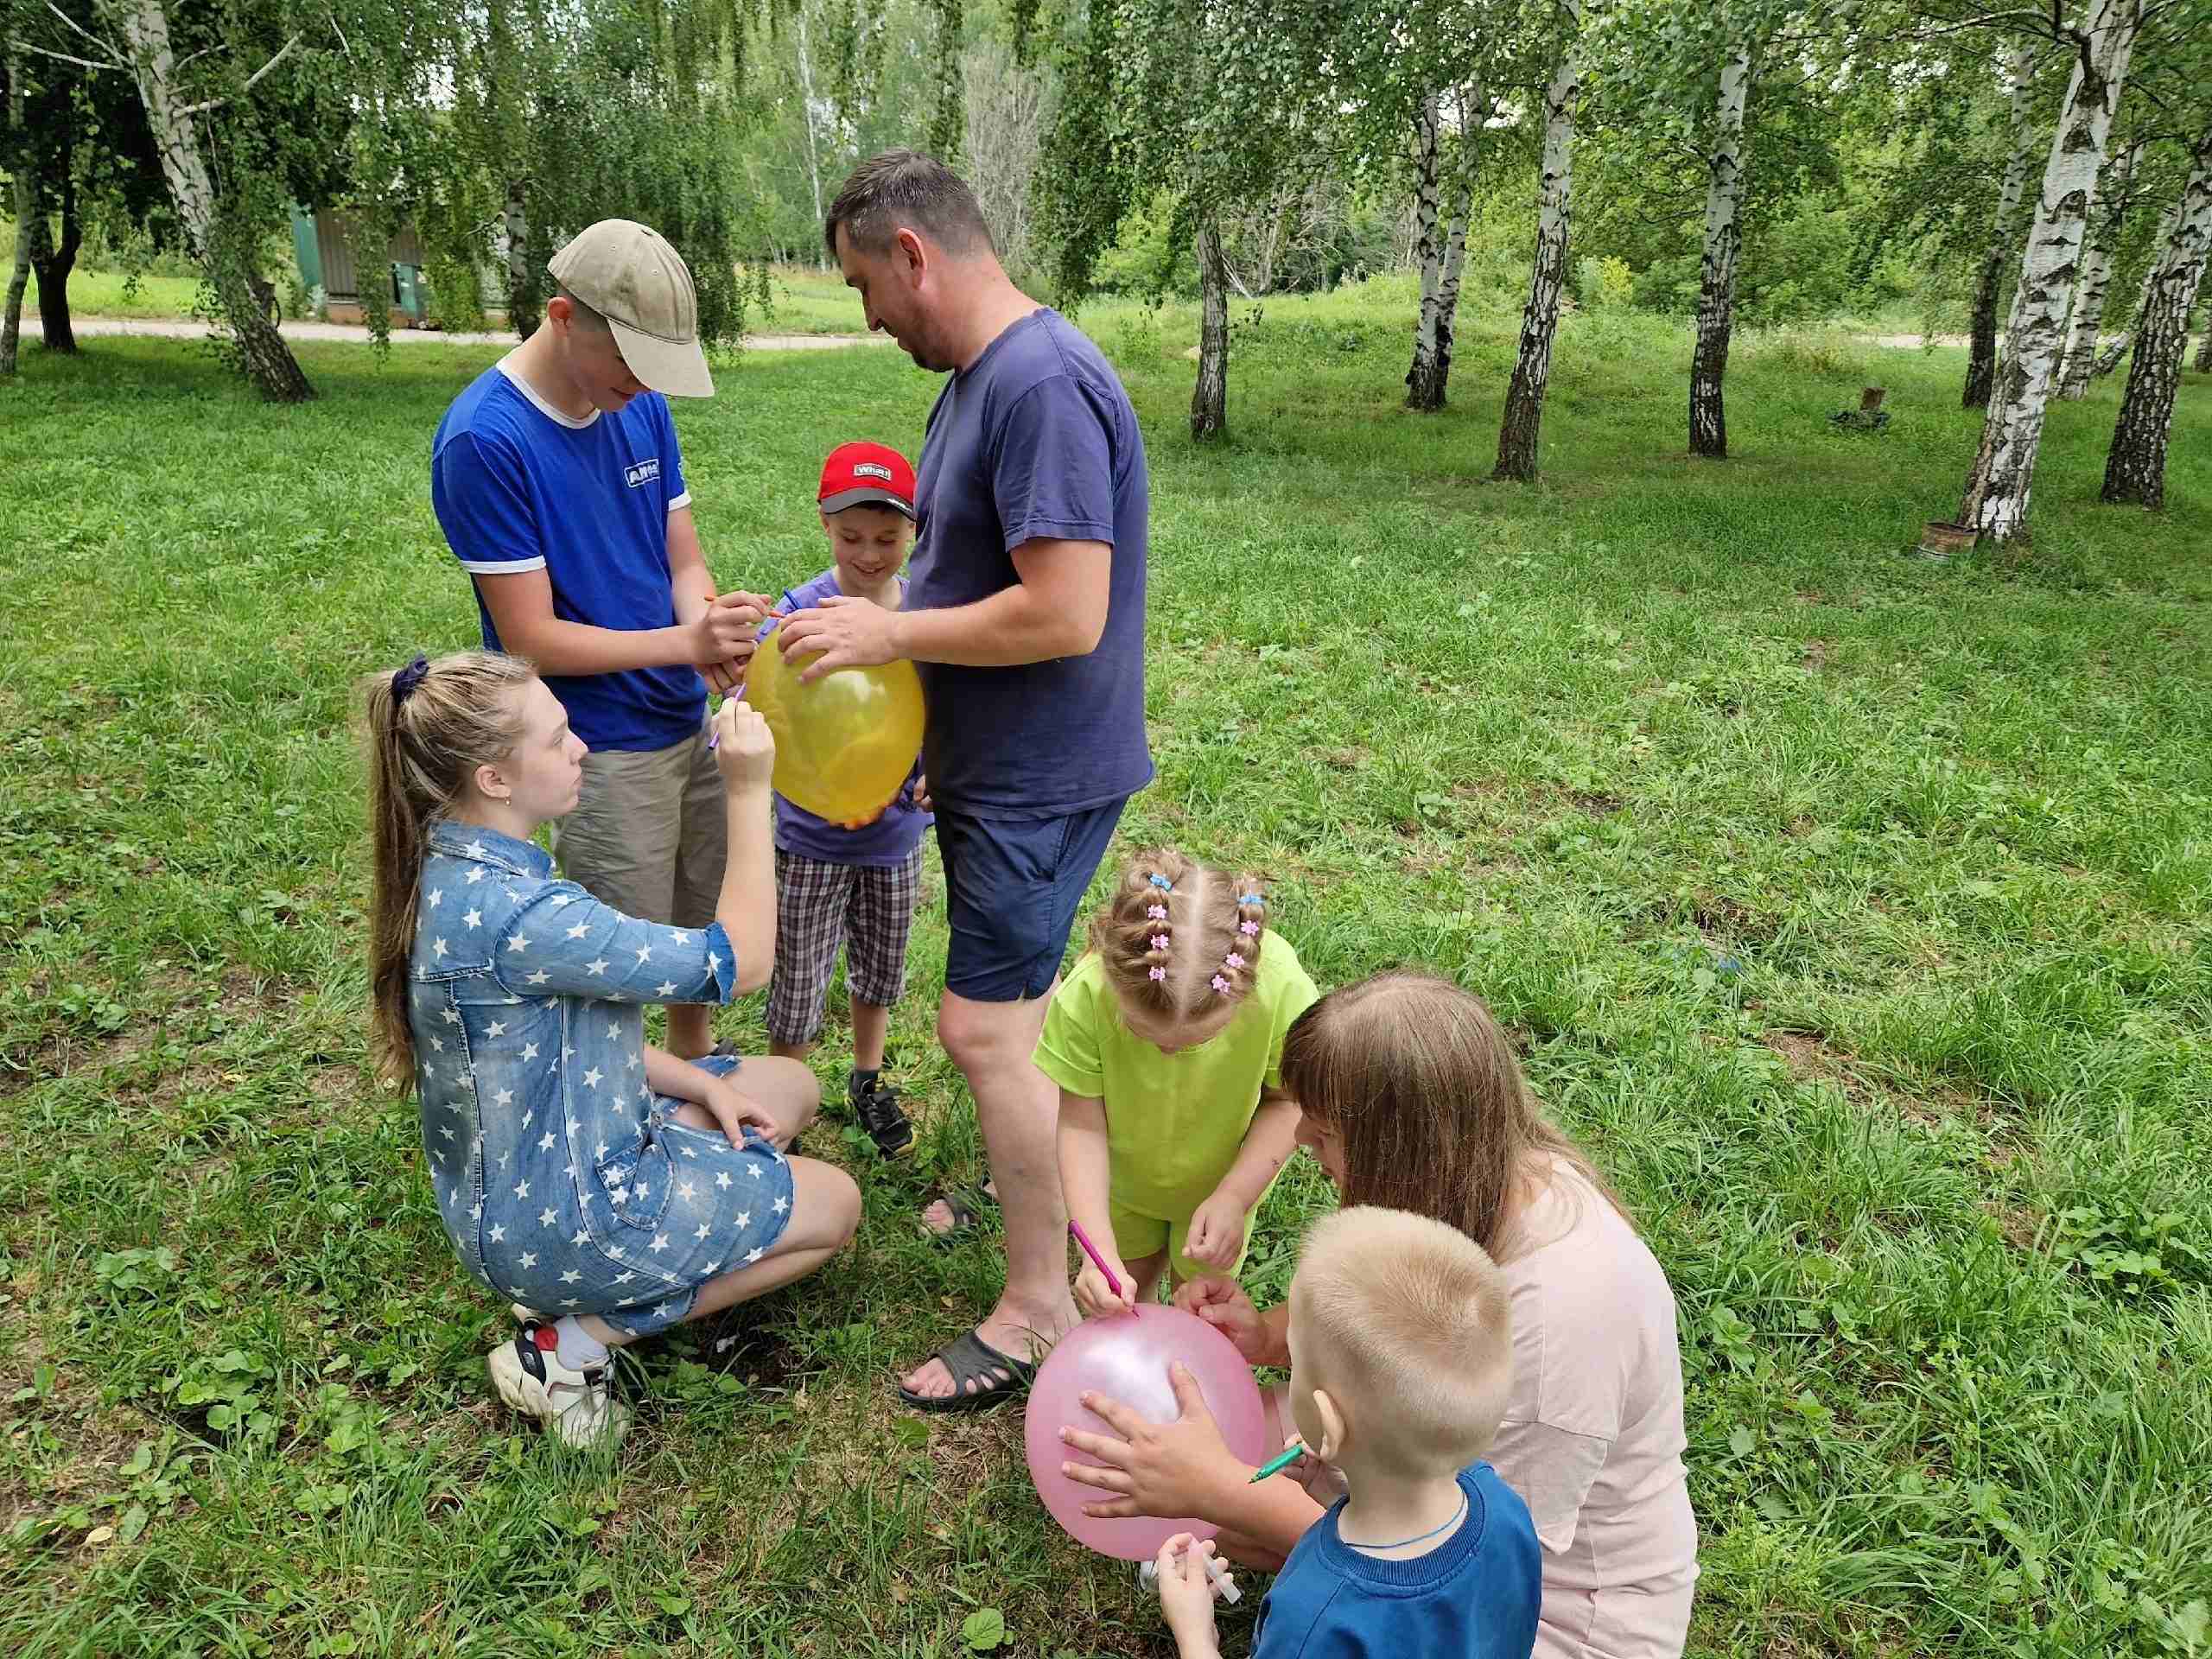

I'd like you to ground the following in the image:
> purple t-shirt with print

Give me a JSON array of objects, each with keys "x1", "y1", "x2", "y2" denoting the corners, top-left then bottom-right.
[
  {"x1": 909, "y1": 308, "x2": 1152, "y2": 817},
  {"x1": 760, "y1": 569, "x2": 931, "y2": 868}
]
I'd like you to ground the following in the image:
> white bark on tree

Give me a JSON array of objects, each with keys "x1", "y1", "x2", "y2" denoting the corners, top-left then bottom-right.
[
  {"x1": 3, "y1": 52, "x2": 30, "y2": 376},
  {"x1": 1966, "y1": 48, "x2": 2040, "y2": 410},
  {"x1": 1689, "y1": 37, "x2": 1751, "y2": 459},
  {"x1": 2093, "y1": 194, "x2": 2183, "y2": 377},
  {"x1": 1495, "y1": 6, "x2": 1580, "y2": 480},
  {"x1": 1192, "y1": 213, "x2": 1230, "y2": 441},
  {"x1": 1409, "y1": 83, "x2": 1485, "y2": 411},
  {"x1": 1406, "y1": 95, "x2": 1446, "y2": 409},
  {"x1": 2057, "y1": 138, "x2": 2138, "y2": 397},
  {"x1": 109, "y1": 0, "x2": 314, "y2": 400},
  {"x1": 795, "y1": 9, "x2": 827, "y2": 270},
  {"x1": 2101, "y1": 128, "x2": 2212, "y2": 508},
  {"x1": 1955, "y1": 0, "x2": 2140, "y2": 542}
]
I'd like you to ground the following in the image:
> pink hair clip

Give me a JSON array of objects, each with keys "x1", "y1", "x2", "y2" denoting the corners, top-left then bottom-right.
[
  {"x1": 1149, "y1": 965, "x2": 1167, "y2": 981},
  {"x1": 1150, "y1": 933, "x2": 1170, "y2": 951},
  {"x1": 1147, "y1": 904, "x2": 1167, "y2": 920},
  {"x1": 1224, "y1": 951, "x2": 1245, "y2": 969},
  {"x1": 1210, "y1": 973, "x2": 1230, "y2": 994},
  {"x1": 1238, "y1": 919, "x2": 1260, "y2": 937}
]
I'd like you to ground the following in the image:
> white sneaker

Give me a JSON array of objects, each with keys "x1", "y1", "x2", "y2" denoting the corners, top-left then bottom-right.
[
  {"x1": 510, "y1": 1302, "x2": 543, "y2": 1323},
  {"x1": 487, "y1": 1322, "x2": 631, "y2": 1449}
]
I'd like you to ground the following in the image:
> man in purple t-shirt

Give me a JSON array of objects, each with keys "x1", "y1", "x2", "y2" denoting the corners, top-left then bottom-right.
[{"x1": 779, "y1": 150, "x2": 1152, "y2": 1411}]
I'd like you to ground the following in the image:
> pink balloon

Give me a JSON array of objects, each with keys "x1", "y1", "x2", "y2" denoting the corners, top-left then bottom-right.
[{"x1": 1023, "y1": 1303, "x2": 1271, "y2": 1561}]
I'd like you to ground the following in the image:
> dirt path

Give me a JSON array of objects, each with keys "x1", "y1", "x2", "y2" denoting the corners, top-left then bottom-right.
[{"x1": 42, "y1": 316, "x2": 887, "y2": 351}]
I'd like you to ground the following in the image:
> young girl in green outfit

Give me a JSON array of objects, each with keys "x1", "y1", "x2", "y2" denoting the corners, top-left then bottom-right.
[{"x1": 1039, "y1": 849, "x2": 1319, "y2": 1315}]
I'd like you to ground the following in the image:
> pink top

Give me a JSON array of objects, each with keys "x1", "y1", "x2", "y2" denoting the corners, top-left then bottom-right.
[{"x1": 1493, "y1": 1162, "x2": 1699, "y2": 1658}]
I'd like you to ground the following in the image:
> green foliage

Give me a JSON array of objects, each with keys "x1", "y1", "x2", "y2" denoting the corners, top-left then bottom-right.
[
  {"x1": 2054, "y1": 1205, "x2": 2210, "y2": 1297},
  {"x1": 3, "y1": 300, "x2": 2210, "y2": 1655}
]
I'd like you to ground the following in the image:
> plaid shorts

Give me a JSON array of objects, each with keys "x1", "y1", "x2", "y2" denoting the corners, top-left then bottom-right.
[{"x1": 766, "y1": 844, "x2": 925, "y2": 1046}]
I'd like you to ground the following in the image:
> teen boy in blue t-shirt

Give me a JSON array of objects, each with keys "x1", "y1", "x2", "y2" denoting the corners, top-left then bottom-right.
[{"x1": 430, "y1": 220, "x2": 771, "y2": 1062}]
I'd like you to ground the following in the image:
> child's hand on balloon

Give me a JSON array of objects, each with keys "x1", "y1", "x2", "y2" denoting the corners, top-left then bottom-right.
[
  {"x1": 1074, "y1": 1257, "x2": 1136, "y2": 1319},
  {"x1": 1173, "y1": 1276, "x2": 1268, "y2": 1364},
  {"x1": 713, "y1": 698, "x2": 775, "y2": 791}
]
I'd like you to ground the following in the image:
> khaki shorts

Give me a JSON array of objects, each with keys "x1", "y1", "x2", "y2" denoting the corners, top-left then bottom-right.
[{"x1": 550, "y1": 721, "x2": 726, "y2": 927}]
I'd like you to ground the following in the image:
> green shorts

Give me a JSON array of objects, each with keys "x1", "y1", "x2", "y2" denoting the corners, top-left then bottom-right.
[{"x1": 1108, "y1": 1185, "x2": 1268, "y2": 1286}]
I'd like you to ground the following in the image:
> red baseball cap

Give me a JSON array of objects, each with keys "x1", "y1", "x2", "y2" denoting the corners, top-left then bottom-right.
[{"x1": 818, "y1": 441, "x2": 916, "y2": 520}]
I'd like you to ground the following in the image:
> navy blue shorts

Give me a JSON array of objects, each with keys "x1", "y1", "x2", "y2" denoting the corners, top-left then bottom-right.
[{"x1": 934, "y1": 800, "x2": 1128, "y2": 1002}]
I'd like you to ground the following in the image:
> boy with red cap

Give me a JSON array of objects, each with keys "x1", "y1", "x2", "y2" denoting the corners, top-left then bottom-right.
[{"x1": 756, "y1": 442, "x2": 931, "y2": 1157}]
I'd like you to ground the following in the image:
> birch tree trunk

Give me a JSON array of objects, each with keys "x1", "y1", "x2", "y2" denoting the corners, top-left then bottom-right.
[
  {"x1": 111, "y1": 0, "x2": 315, "y2": 401},
  {"x1": 502, "y1": 192, "x2": 539, "y2": 336},
  {"x1": 1495, "y1": 8, "x2": 1580, "y2": 481},
  {"x1": 1405, "y1": 96, "x2": 1446, "y2": 410},
  {"x1": 1954, "y1": 0, "x2": 2140, "y2": 542},
  {"x1": 1689, "y1": 39, "x2": 1751, "y2": 460},
  {"x1": 796, "y1": 8, "x2": 827, "y2": 270},
  {"x1": 1965, "y1": 48, "x2": 2038, "y2": 409},
  {"x1": 2057, "y1": 139, "x2": 2137, "y2": 397},
  {"x1": 2, "y1": 54, "x2": 29, "y2": 376},
  {"x1": 2091, "y1": 195, "x2": 2182, "y2": 377},
  {"x1": 1192, "y1": 214, "x2": 1230, "y2": 441},
  {"x1": 2101, "y1": 130, "x2": 2212, "y2": 508},
  {"x1": 2196, "y1": 312, "x2": 2211, "y2": 372},
  {"x1": 1409, "y1": 84, "x2": 1484, "y2": 412},
  {"x1": 31, "y1": 124, "x2": 81, "y2": 353}
]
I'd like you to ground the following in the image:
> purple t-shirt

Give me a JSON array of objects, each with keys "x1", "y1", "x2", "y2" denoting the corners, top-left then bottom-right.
[
  {"x1": 761, "y1": 569, "x2": 931, "y2": 868},
  {"x1": 909, "y1": 308, "x2": 1153, "y2": 818}
]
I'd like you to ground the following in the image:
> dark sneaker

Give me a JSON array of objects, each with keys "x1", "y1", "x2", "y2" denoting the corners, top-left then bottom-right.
[{"x1": 850, "y1": 1072, "x2": 914, "y2": 1158}]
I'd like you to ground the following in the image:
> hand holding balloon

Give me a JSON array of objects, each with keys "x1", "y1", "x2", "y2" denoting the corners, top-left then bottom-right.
[
  {"x1": 741, "y1": 618, "x2": 926, "y2": 823},
  {"x1": 1024, "y1": 1308, "x2": 1268, "y2": 1560}
]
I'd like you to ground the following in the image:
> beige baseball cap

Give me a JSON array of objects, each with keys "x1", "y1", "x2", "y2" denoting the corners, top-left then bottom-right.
[{"x1": 548, "y1": 219, "x2": 715, "y2": 397}]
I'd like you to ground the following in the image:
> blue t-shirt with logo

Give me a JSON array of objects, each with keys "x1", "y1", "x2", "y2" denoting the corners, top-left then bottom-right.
[
  {"x1": 431, "y1": 360, "x2": 702, "y2": 753},
  {"x1": 760, "y1": 569, "x2": 931, "y2": 868},
  {"x1": 909, "y1": 309, "x2": 1152, "y2": 818},
  {"x1": 1254, "y1": 1464, "x2": 1541, "y2": 1659}
]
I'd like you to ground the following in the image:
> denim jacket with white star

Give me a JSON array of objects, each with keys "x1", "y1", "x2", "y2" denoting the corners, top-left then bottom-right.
[{"x1": 407, "y1": 821, "x2": 738, "y2": 1284}]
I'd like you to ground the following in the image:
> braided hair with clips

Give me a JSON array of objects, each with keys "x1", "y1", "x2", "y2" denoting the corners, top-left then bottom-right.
[{"x1": 1089, "y1": 847, "x2": 1268, "y2": 1027}]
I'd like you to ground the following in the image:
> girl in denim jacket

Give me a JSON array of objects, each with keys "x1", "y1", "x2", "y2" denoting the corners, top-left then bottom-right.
[{"x1": 363, "y1": 650, "x2": 861, "y2": 1448}]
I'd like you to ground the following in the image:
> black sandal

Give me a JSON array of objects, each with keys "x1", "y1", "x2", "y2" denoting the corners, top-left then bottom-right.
[
  {"x1": 918, "y1": 1184, "x2": 998, "y2": 1243},
  {"x1": 896, "y1": 1327, "x2": 1038, "y2": 1414}
]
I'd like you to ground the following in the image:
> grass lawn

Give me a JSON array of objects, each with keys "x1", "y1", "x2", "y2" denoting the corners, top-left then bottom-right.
[{"x1": 3, "y1": 300, "x2": 2209, "y2": 1659}]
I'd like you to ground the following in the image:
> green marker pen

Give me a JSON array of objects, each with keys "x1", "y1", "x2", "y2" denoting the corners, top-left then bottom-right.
[{"x1": 1249, "y1": 1439, "x2": 1308, "y2": 1484}]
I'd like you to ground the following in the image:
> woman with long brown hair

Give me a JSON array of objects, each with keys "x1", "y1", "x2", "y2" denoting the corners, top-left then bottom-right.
[
  {"x1": 1055, "y1": 971, "x2": 1698, "y2": 1659},
  {"x1": 363, "y1": 650, "x2": 859, "y2": 1450}
]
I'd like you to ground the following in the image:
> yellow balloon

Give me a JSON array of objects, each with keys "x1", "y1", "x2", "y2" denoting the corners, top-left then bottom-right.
[{"x1": 746, "y1": 625, "x2": 927, "y2": 823}]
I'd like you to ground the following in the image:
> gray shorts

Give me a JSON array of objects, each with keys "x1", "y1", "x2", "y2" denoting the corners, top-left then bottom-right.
[{"x1": 550, "y1": 720, "x2": 726, "y2": 927}]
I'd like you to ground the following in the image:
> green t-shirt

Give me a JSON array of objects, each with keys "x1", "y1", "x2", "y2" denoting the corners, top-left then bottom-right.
[{"x1": 1034, "y1": 937, "x2": 1320, "y2": 1220}]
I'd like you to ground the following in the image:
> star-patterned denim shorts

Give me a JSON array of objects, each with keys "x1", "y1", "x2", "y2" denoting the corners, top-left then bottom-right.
[
  {"x1": 409, "y1": 820, "x2": 795, "y2": 1339},
  {"x1": 487, "y1": 1053, "x2": 797, "y2": 1338}
]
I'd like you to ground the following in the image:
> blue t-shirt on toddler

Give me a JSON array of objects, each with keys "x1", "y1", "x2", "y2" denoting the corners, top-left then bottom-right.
[
  {"x1": 758, "y1": 569, "x2": 931, "y2": 868},
  {"x1": 431, "y1": 359, "x2": 703, "y2": 753},
  {"x1": 909, "y1": 308, "x2": 1152, "y2": 818},
  {"x1": 1254, "y1": 1464, "x2": 1541, "y2": 1659}
]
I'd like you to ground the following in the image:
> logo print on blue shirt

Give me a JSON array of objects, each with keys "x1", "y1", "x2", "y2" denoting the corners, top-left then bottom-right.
[{"x1": 625, "y1": 458, "x2": 662, "y2": 489}]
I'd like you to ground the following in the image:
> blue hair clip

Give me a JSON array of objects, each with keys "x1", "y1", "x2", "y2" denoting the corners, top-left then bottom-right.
[
  {"x1": 1240, "y1": 891, "x2": 1264, "y2": 906},
  {"x1": 392, "y1": 653, "x2": 430, "y2": 702},
  {"x1": 1148, "y1": 873, "x2": 1173, "y2": 892}
]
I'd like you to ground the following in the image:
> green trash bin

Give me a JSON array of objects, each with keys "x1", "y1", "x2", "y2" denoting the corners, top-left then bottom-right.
[{"x1": 390, "y1": 262, "x2": 429, "y2": 325}]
